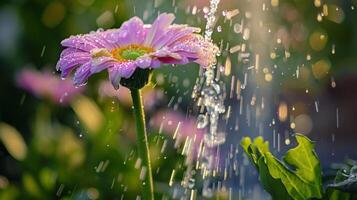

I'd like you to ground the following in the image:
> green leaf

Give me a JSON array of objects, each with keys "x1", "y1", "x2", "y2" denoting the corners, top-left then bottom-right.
[
  {"x1": 283, "y1": 135, "x2": 322, "y2": 185},
  {"x1": 242, "y1": 136, "x2": 290, "y2": 199},
  {"x1": 241, "y1": 134, "x2": 323, "y2": 200},
  {"x1": 327, "y1": 161, "x2": 357, "y2": 194},
  {"x1": 325, "y1": 188, "x2": 351, "y2": 200},
  {"x1": 257, "y1": 156, "x2": 291, "y2": 199}
]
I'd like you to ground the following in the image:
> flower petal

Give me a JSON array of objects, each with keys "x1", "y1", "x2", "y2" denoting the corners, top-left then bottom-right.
[
  {"x1": 170, "y1": 34, "x2": 218, "y2": 67},
  {"x1": 108, "y1": 61, "x2": 137, "y2": 89},
  {"x1": 158, "y1": 56, "x2": 189, "y2": 65},
  {"x1": 119, "y1": 17, "x2": 146, "y2": 45},
  {"x1": 135, "y1": 55, "x2": 152, "y2": 68},
  {"x1": 150, "y1": 58, "x2": 162, "y2": 68},
  {"x1": 57, "y1": 54, "x2": 91, "y2": 78},
  {"x1": 153, "y1": 49, "x2": 182, "y2": 60},
  {"x1": 90, "y1": 56, "x2": 116, "y2": 74},
  {"x1": 93, "y1": 30, "x2": 120, "y2": 49},
  {"x1": 59, "y1": 48, "x2": 87, "y2": 58},
  {"x1": 73, "y1": 62, "x2": 92, "y2": 86},
  {"x1": 61, "y1": 36, "x2": 99, "y2": 52},
  {"x1": 115, "y1": 61, "x2": 137, "y2": 78},
  {"x1": 144, "y1": 13, "x2": 175, "y2": 46},
  {"x1": 108, "y1": 69, "x2": 121, "y2": 90},
  {"x1": 153, "y1": 25, "x2": 199, "y2": 49},
  {"x1": 61, "y1": 30, "x2": 117, "y2": 52}
]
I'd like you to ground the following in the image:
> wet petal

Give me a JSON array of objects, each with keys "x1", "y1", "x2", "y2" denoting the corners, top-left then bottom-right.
[
  {"x1": 106, "y1": 29, "x2": 130, "y2": 47},
  {"x1": 59, "y1": 48, "x2": 87, "y2": 58},
  {"x1": 158, "y1": 56, "x2": 188, "y2": 65},
  {"x1": 114, "y1": 61, "x2": 137, "y2": 78},
  {"x1": 93, "y1": 30, "x2": 119, "y2": 49},
  {"x1": 170, "y1": 34, "x2": 218, "y2": 67},
  {"x1": 153, "y1": 26, "x2": 199, "y2": 49},
  {"x1": 147, "y1": 48, "x2": 192, "y2": 66},
  {"x1": 144, "y1": 13, "x2": 175, "y2": 46},
  {"x1": 108, "y1": 68, "x2": 121, "y2": 90},
  {"x1": 62, "y1": 35, "x2": 100, "y2": 52},
  {"x1": 108, "y1": 61, "x2": 137, "y2": 89},
  {"x1": 119, "y1": 17, "x2": 146, "y2": 45},
  {"x1": 90, "y1": 56, "x2": 116, "y2": 74},
  {"x1": 73, "y1": 62, "x2": 92, "y2": 86},
  {"x1": 135, "y1": 55, "x2": 152, "y2": 68},
  {"x1": 150, "y1": 58, "x2": 162, "y2": 68},
  {"x1": 61, "y1": 29, "x2": 118, "y2": 51},
  {"x1": 153, "y1": 48, "x2": 182, "y2": 60},
  {"x1": 57, "y1": 55, "x2": 91, "y2": 78}
]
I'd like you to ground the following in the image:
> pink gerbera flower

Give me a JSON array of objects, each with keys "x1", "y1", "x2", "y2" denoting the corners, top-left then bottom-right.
[
  {"x1": 16, "y1": 68, "x2": 84, "y2": 105},
  {"x1": 98, "y1": 81, "x2": 164, "y2": 109},
  {"x1": 151, "y1": 110, "x2": 205, "y2": 161},
  {"x1": 56, "y1": 13, "x2": 218, "y2": 89}
]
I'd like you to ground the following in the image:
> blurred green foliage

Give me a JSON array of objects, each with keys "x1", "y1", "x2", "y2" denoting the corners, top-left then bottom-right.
[{"x1": 0, "y1": 94, "x2": 190, "y2": 199}]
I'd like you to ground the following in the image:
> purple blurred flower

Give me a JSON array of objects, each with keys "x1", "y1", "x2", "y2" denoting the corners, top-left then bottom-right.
[
  {"x1": 150, "y1": 110, "x2": 205, "y2": 160},
  {"x1": 16, "y1": 69, "x2": 84, "y2": 105},
  {"x1": 98, "y1": 81, "x2": 163, "y2": 109},
  {"x1": 56, "y1": 13, "x2": 218, "y2": 89}
]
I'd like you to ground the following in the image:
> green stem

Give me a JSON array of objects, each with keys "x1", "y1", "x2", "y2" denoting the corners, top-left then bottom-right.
[{"x1": 130, "y1": 88, "x2": 154, "y2": 200}]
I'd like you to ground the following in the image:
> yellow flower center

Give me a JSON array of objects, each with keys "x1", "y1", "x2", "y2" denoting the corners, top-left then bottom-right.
[{"x1": 111, "y1": 45, "x2": 153, "y2": 61}]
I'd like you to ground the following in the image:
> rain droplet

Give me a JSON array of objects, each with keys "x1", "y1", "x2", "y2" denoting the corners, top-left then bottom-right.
[{"x1": 197, "y1": 114, "x2": 208, "y2": 129}]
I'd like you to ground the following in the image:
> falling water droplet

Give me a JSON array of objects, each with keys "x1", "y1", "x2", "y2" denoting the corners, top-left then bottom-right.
[
  {"x1": 203, "y1": 132, "x2": 226, "y2": 147},
  {"x1": 197, "y1": 114, "x2": 208, "y2": 129}
]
